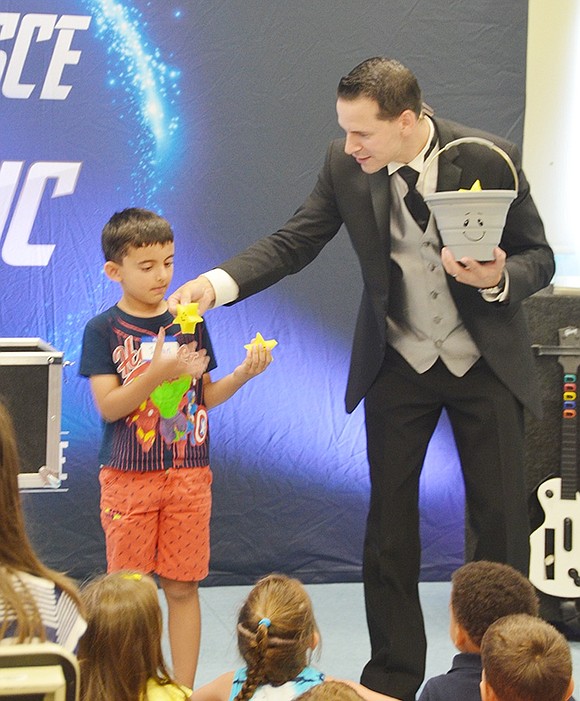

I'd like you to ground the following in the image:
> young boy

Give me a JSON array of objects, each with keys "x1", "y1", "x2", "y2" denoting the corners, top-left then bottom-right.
[
  {"x1": 417, "y1": 561, "x2": 539, "y2": 701},
  {"x1": 80, "y1": 207, "x2": 273, "y2": 689},
  {"x1": 480, "y1": 613, "x2": 574, "y2": 701}
]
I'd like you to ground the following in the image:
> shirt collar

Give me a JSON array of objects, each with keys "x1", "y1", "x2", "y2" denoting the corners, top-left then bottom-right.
[{"x1": 388, "y1": 116, "x2": 436, "y2": 176}]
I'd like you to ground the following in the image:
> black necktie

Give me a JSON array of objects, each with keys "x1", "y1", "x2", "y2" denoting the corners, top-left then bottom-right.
[{"x1": 398, "y1": 165, "x2": 430, "y2": 232}]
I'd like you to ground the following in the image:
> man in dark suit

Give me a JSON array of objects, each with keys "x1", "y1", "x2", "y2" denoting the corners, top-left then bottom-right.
[{"x1": 169, "y1": 57, "x2": 554, "y2": 701}]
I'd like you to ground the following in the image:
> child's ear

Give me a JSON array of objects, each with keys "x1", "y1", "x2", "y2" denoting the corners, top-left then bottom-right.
[
  {"x1": 449, "y1": 605, "x2": 479, "y2": 653},
  {"x1": 480, "y1": 672, "x2": 498, "y2": 701},
  {"x1": 565, "y1": 678, "x2": 574, "y2": 700},
  {"x1": 104, "y1": 260, "x2": 122, "y2": 282},
  {"x1": 311, "y1": 630, "x2": 320, "y2": 650},
  {"x1": 449, "y1": 607, "x2": 466, "y2": 648},
  {"x1": 453, "y1": 624, "x2": 470, "y2": 650}
]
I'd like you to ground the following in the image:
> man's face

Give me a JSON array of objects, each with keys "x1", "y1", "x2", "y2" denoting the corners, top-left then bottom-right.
[{"x1": 336, "y1": 96, "x2": 405, "y2": 173}]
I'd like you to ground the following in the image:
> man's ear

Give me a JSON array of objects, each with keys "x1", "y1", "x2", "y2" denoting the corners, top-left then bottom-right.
[
  {"x1": 104, "y1": 260, "x2": 122, "y2": 282},
  {"x1": 564, "y1": 677, "x2": 574, "y2": 700},
  {"x1": 399, "y1": 108, "x2": 418, "y2": 134}
]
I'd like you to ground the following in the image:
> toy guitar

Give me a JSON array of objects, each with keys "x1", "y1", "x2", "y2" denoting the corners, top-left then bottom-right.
[{"x1": 529, "y1": 326, "x2": 580, "y2": 598}]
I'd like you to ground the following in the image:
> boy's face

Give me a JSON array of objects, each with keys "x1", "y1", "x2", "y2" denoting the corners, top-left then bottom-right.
[{"x1": 104, "y1": 242, "x2": 175, "y2": 314}]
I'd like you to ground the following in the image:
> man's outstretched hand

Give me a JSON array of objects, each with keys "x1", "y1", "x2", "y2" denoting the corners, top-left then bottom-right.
[{"x1": 168, "y1": 275, "x2": 216, "y2": 316}]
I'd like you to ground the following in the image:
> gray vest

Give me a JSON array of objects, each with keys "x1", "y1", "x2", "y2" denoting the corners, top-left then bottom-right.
[{"x1": 386, "y1": 169, "x2": 480, "y2": 376}]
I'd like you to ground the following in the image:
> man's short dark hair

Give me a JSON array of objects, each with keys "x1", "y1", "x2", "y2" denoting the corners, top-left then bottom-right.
[{"x1": 337, "y1": 57, "x2": 423, "y2": 119}]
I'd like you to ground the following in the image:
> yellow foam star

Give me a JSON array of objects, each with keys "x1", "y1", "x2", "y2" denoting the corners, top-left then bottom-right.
[
  {"x1": 244, "y1": 332, "x2": 278, "y2": 351},
  {"x1": 459, "y1": 179, "x2": 483, "y2": 192},
  {"x1": 174, "y1": 303, "x2": 203, "y2": 333}
]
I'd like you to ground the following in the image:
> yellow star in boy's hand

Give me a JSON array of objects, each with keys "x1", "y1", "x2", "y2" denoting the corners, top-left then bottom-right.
[
  {"x1": 174, "y1": 303, "x2": 203, "y2": 334},
  {"x1": 244, "y1": 332, "x2": 278, "y2": 351},
  {"x1": 459, "y1": 179, "x2": 483, "y2": 192}
]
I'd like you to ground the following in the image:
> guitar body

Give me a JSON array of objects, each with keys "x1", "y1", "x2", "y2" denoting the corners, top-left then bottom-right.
[
  {"x1": 529, "y1": 327, "x2": 580, "y2": 601},
  {"x1": 529, "y1": 476, "x2": 580, "y2": 598}
]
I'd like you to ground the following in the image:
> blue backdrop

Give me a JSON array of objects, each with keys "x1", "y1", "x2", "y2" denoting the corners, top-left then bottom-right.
[{"x1": 1, "y1": 0, "x2": 529, "y2": 584}]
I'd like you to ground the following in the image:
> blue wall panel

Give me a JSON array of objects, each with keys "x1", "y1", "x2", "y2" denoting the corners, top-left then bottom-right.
[{"x1": 1, "y1": 0, "x2": 528, "y2": 583}]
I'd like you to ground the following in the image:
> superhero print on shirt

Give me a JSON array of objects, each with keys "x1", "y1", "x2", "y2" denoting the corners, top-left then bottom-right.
[{"x1": 113, "y1": 335, "x2": 207, "y2": 453}]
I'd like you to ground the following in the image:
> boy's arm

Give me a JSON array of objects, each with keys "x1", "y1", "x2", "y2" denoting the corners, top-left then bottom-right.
[
  {"x1": 203, "y1": 344, "x2": 273, "y2": 409},
  {"x1": 91, "y1": 327, "x2": 209, "y2": 422}
]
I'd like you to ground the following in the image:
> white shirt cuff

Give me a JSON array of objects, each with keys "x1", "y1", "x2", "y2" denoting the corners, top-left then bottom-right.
[
  {"x1": 480, "y1": 269, "x2": 510, "y2": 303},
  {"x1": 203, "y1": 268, "x2": 240, "y2": 308}
]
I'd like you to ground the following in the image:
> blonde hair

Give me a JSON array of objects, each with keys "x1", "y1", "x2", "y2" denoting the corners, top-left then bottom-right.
[
  {"x1": 235, "y1": 574, "x2": 320, "y2": 701},
  {"x1": 0, "y1": 398, "x2": 82, "y2": 642},
  {"x1": 78, "y1": 571, "x2": 186, "y2": 701},
  {"x1": 297, "y1": 682, "x2": 365, "y2": 701},
  {"x1": 481, "y1": 613, "x2": 572, "y2": 701}
]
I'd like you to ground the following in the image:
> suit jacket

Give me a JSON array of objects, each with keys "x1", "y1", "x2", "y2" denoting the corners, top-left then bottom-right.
[{"x1": 220, "y1": 117, "x2": 555, "y2": 416}]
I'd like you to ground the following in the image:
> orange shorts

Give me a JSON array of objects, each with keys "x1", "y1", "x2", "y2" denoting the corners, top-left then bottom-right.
[{"x1": 99, "y1": 466, "x2": 212, "y2": 582}]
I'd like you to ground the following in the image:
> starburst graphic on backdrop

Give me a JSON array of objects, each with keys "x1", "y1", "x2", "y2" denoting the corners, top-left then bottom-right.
[{"x1": 81, "y1": 0, "x2": 180, "y2": 206}]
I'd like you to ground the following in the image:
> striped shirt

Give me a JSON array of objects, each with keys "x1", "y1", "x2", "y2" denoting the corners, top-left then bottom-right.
[{"x1": 0, "y1": 570, "x2": 86, "y2": 653}]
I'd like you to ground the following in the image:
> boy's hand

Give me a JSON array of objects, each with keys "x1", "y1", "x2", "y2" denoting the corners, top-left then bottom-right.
[
  {"x1": 233, "y1": 343, "x2": 273, "y2": 382},
  {"x1": 177, "y1": 341, "x2": 210, "y2": 379},
  {"x1": 150, "y1": 327, "x2": 209, "y2": 381}
]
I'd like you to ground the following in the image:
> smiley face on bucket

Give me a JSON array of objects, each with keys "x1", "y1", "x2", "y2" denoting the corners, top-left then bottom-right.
[{"x1": 462, "y1": 212, "x2": 486, "y2": 241}]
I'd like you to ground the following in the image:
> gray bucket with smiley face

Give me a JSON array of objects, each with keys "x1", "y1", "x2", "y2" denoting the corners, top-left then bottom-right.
[{"x1": 423, "y1": 137, "x2": 518, "y2": 261}]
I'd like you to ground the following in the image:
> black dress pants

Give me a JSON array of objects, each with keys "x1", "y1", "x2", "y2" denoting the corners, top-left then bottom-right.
[{"x1": 359, "y1": 349, "x2": 530, "y2": 701}]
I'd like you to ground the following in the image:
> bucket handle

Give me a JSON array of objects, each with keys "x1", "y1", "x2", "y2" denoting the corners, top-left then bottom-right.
[{"x1": 423, "y1": 136, "x2": 519, "y2": 193}]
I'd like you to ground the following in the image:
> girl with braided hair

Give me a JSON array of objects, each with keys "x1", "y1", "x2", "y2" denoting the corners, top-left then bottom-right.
[{"x1": 191, "y1": 574, "x2": 400, "y2": 701}]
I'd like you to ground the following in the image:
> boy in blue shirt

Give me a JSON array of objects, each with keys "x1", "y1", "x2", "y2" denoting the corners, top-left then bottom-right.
[
  {"x1": 80, "y1": 208, "x2": 273, "y2": 689},
  {"x1": 418, "y1": 561, "x2": 539, "y2": 701}
]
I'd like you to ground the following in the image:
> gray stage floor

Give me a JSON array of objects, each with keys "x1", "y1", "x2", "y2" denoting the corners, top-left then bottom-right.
[{"x1": 159, "y1": 581, "x2": 580, "y2": 695}]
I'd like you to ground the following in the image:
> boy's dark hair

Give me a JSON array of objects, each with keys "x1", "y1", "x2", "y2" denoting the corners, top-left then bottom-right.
[
  {"x1": 481, "y1": 613, "x2": 572, "y2": 701},
  {"x1": 337, "y1": 56, "x2": 423, "y2": 119},
  {"x1": 101, "y1": 207, "x2": 174, "y2": 263},
  {"x1": 450, "y1": 561, "x2": 539, "y2": 647}
]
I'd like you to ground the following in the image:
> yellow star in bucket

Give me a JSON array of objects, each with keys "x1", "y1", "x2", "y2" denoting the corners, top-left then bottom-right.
[
  {"x1": 174, "y1": 303, "x2": 203, "y2": 333},
  {"x1": 459, "y1": 179, "x2": 483, "y2": 192},
  {"x1": 244, "y1": 332, "x2": 278, "y2": 351}
]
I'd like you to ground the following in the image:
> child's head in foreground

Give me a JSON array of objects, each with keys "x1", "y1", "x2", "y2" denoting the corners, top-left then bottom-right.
[
  {"x1": 449, "y1": 560, "x2": 539, "y2": 652},
  {"x1": 78, "y1": 571, "x2": 186, "y2": 701},
  {"x1": 480, "y1": 613, "x2": 574, "y2": 701},
  {"x1": 235, "y1": 573, "x2": 320, "y2": 701},
  {"x1": 101, "y1": 208, "x2": 175, "y2": 313},
  {"x1": 297, "y1": 681, "x2": 365, "y2": 701}
]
